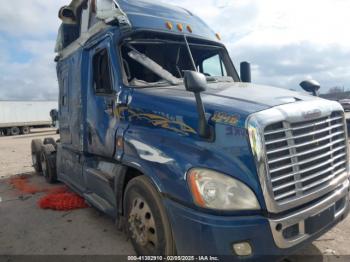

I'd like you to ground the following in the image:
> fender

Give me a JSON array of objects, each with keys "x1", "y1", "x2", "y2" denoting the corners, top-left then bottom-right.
[{"x1": 120, "y1": 124, "x2": 266, "y2": 212}]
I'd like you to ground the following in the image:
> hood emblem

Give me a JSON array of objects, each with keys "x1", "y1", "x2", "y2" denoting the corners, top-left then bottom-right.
[{"x1": 302, "y1": 109, "x2": 322, "y2": 120}]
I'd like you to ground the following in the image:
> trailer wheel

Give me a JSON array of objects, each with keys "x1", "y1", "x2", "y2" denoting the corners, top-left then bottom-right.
[
  {"x1": 31, "y1": 139, "x2": 43, "y2": 173},
  {"x1": 21, "y1": 126, "x2": 30, "y2": 135},
  {"x1": 9, "y1": 127, "x2": 20, "y2": 136},
  {"x1": 124, "y1": 176, "x2": 176, "y2": 256},
  {"x1": 40, "y1": 144, "x2": 57, "y2": 184}
]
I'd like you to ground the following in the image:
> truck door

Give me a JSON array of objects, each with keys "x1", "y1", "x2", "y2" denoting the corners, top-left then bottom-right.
[{"x1": 85, "y1": 40, "x2": 118, "y2": 157}]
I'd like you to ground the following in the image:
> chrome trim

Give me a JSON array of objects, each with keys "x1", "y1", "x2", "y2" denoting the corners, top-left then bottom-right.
[
  {"x1": 264, "y1": 116, "x2": 343, "y2": 135},
  {"x1": 268, "y1": 138, "x2": 346, "y2": 164},
  {"x1": 246, "y1": 99, "x2": 350, "y2": 213},
  {"x1": 266, "y1": 132, "x2": 345, "y2": 155},
  {"x1": 269, "y1": 179, "x2": 349, "y2": 248},
  {"x1": 269, "y1": 150, "x2": 345, "y2": 174},
  {"x1": 265, "y1": 123, "x2": 344, "y2": 145}
]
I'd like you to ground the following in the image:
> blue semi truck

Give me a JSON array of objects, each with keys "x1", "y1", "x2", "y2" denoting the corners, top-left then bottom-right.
[{"x1": 31, "y1": 0, "x2": 350, "y2": 259}]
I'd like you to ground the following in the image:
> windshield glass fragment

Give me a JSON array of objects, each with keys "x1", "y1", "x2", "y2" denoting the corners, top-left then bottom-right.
[
  {"x1": 128, "y1": 50, "x2": 181, "y2": 86},
  {"x1": 120, "y1": 36, "x2": 237, "y2": 87}
]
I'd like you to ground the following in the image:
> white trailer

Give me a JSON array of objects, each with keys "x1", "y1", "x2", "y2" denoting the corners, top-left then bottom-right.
[{"x1": 0, "y1": 101, "x2": 57, "y2": 136}]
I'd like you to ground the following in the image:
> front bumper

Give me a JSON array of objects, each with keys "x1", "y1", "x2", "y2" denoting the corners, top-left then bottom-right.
[
  {"x1": 269, "y1": 179, "x2": 349, "y2": 249},
  {"x1": 164, "y1": 180, "x2": 349, "y2": 258}
]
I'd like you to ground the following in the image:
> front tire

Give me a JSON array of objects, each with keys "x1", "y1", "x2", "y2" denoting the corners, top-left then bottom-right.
[{"x1": 124, "y1": 176, "x2": 176, "y2": 256}]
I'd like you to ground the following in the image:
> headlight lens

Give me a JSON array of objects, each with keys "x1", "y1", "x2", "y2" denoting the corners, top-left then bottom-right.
[{"x1": 187, "y1": 168, "x2": 260, "y2": 210}]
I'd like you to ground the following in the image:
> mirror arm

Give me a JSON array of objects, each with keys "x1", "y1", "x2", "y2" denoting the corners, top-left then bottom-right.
[
  {"x1": 194, "y1": 92, "x2": 211, "y2": 138},
  {"x1": 183, "y1": 70, "x2": 211, "y2": 139}
]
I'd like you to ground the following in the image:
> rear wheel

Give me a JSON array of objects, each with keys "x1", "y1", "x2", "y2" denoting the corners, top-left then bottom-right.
[
  {"x1": 124, "y1": 176, "x2": 176, "y2": 256},
  {"x1": 43, "y1": 137, "x2": 57, "y2": 148},
  {"x1": 31, "y1": 139, "x2": 43, "y2": 173},
  {"x1": 40, "y1": 144, "x2": 57, "y2": 184}
]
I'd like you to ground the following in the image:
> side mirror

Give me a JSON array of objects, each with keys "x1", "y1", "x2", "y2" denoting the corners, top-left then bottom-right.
[
  {"x1": 184, "y1": 71, "x2": 207, "y2": 93},
  {"x1": 184, "y1": 71, "x2": 210, "y2": 138},
  {"x1": 58, "y1": 6, "x2": 76, "y2": 23},
  {"x1": 240, "y1": 61, "x2": 251, "y2": 83},
  {"x1": 300, "y1": 80, "x2": 320, "y2": 96}
]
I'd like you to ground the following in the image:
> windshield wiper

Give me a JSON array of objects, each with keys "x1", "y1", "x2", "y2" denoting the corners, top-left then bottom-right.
[
  {"x1": 206, "y1": 76, "x2": 234, "y2": 83},
  {"x1": 129, "y1": 78, "x2": 174, "y2": 88},
  {"x1": 128, "y1": 50, "x2": 181, "y2": 86}
]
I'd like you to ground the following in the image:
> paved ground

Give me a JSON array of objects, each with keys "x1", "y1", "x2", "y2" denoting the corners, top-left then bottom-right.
[
  {"x1": 0, "y1": 128, "x2": 349, "y2": 260},
  {"x1": 0, "y1": 129, "x2": 134, "y2": 256},
  {"x1": 0, "y1": 129, "x2": 59, "y2": 179}
]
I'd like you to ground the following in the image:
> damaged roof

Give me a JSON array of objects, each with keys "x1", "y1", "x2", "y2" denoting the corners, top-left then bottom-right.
[{"x1": 116, "y1": 0, "x2": 218, "y2": 41}]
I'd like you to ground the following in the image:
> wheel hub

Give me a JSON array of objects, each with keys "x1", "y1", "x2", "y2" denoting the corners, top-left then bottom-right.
[{"x1": 128, "y1": 197, "x2": 157, "y2": 248}]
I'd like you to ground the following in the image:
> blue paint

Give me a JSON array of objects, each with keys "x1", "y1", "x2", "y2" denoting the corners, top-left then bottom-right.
[
  {"x1": 53, "y1": 0, "x2": 346, "y2": 258},
  {"x1": 117, "y1": 0, "x2": 218, "y2": 41}
]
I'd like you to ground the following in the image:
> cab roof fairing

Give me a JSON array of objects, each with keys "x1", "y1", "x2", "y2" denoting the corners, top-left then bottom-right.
[
  {"x1": 55, "y1": 0, "x2": 221, "y2": 56},
  {"x1": 115, "y1": 0, "x2": 220, "y2": 43}
]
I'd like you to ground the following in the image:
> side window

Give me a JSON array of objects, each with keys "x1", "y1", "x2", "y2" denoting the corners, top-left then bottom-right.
[
  {"x1": 92, "y1": 49, "x2": 113, "y2": 94},
  {"x1": 202, "y1": 54, "x2": 227, "y2": 77}
]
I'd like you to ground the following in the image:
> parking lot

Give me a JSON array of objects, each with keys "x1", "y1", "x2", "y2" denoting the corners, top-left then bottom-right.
[{"x1": 0, "y1": 128, "x2": 349, "y2": 260}]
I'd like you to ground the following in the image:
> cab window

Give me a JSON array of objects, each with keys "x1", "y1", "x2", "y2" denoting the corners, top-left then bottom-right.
[
  {"x1": 201, "y1": 54, "x2": 227, "y2": 77},
  {"x1": 92, "y1": 49, "x2": 113, "y2": 94}
]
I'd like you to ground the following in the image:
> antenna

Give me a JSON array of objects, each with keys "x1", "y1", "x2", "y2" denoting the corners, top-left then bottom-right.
[{"x1": 184, "y1": 35, "x2": 197, "y2": 72}]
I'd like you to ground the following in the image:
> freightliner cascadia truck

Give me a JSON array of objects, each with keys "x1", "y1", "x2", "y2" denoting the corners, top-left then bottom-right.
[{"x1": 31, "y1": 0, "x2": 350, "y2": 259}]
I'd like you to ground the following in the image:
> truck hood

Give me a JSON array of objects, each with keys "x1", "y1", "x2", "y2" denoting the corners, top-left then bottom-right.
[
  {"x1": 202, "y1": 82, "x2": 318, "y2": 113},
  {"x1": 136, "y1": 82, "x2": 320, "y2": 117}
]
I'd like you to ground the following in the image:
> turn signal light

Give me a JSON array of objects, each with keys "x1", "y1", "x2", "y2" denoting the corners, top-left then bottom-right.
[
  {"x1": 216, "y1": 33, "x2": 221, "y2": 40},
  {"x1": 177, "y1": 23, "x2": 183, "y2": 32},
  {"x1": 186, "y1": 25, "x2": 193, "y2": 33},
  {"x1": 166, "y1": 21, "x2": 173, "y2": 30}
]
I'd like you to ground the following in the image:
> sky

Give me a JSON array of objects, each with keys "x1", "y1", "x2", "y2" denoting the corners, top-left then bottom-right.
[{"x1": 0, "y1": 0, "x2": 349, "y2": 100}]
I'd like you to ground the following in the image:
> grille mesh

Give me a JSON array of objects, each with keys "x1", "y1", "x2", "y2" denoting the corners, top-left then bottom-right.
[{"x1": 264, "y1": 111, "x2": 347, "y2": 203}]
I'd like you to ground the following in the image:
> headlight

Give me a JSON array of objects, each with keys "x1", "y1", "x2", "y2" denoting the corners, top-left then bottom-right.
[{"x1": 187, "y1": 168, "x2": 260, "y2": 211}]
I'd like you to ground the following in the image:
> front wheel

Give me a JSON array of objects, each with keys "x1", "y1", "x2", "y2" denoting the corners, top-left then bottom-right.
[{"x1": 124, "y1": 176, "x2": 176, "y2": 256}]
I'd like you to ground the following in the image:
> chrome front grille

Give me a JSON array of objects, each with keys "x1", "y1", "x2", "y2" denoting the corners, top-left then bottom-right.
[{"x1": 264, "y1": 111, "x2": 347, "y2": 204}]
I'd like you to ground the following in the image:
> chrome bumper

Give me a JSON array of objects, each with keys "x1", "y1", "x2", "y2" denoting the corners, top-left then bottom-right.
[{"x1": 269, "y1": 179, "x2": 349, "y2": 249}]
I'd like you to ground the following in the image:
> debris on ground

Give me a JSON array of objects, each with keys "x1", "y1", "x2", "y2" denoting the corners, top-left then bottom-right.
[
  {"x1": 38, "y1": 191, "x2": 88, "y2": 211},
  {"x1": 6, "y1": 173, "x2": 87, "y2": 211},
  {"x1": 323, "y1": 248, "x2": 336, "y2": 255}
]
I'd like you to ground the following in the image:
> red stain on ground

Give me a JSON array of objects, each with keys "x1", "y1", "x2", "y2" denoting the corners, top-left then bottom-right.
[
  {"x1": 9, "y1": 175, "x2": 47, "y2": 194},
  {"x1": 8, "y1": 175, "x2": 67, "y2": 195},
  {"x1": 38, "y1": 192, "x2": 88, "y2": 211},
  {"x1": 7, "y1": 174, "x2": 88, "y2": 211}
]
